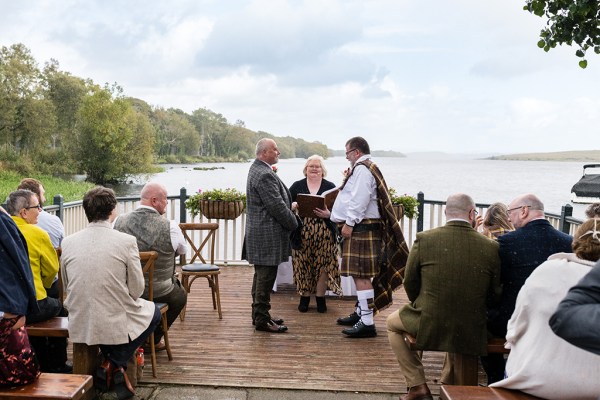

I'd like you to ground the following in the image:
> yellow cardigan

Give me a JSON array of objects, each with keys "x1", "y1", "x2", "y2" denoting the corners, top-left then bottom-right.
[{"x1": 12, "y1": 216, "x2": 59, "y2": 301}]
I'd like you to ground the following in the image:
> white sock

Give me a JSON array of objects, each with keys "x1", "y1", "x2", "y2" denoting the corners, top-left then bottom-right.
[{"x1": 357, "y1": 289, "x2": 374, "y2": 325}]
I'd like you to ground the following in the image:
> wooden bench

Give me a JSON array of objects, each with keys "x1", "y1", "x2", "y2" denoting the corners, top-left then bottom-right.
[
  {"x1": 0, "y1": 373, "x2": 93, "y2": 400},
  {"x1": 402, "y1": 334, "x2": 509, "y2": 386},
  {"x1": 440, "y1": 385, "x2": 543, "y2": 399},
  {"x1": 26, "y1": 317, "x2": 69, "y2": 337}
]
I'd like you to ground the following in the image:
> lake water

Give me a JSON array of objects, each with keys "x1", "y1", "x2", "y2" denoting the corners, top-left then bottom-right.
[{"x1": 120, "y1": 156, "x2": 592, "y2": 220}]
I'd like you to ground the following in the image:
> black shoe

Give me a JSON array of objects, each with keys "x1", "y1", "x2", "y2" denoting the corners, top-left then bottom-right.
[
  {"x1": 255, "y1": 320, "x2": 288, "y2": 333},
  {"x1": 316, "y1": 296, "x2": 327, "y2": 313},
  {"x1": 298, "y1": 296, "x2": 310, "y2": 312},
  {"x1": 253, "y1": 317, "x2": 284, "y2": 325},
  {"x1": 337, "y1": 311, "x2": 360, "y2": 326},
  {"x1": 342, "y1": 320, "x2": 377, "y2": 338}
]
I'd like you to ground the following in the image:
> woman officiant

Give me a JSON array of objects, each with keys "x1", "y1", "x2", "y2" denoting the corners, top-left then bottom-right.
[{"x1": 290, "y1": 155, "x2": 342, "y2": 313}]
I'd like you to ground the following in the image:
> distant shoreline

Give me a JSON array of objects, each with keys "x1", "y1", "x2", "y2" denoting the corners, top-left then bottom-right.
[{"x1": 485, "y1": 150, "x2": 600, "y2": 162}]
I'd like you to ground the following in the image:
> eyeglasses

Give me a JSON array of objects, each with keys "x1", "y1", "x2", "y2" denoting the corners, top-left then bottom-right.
[
  {"x1": 471, "y1": 209, "x2": 478, "y2": 216},
  {"x1": 345, "y1": 148, "x2": 357, "y2": 156},
  {"x1": 506, "y1": 205, "x2": 529, "y2": 215},
  {"x1": 25, "y1": 204, "x2": 42, "y2": 211}
]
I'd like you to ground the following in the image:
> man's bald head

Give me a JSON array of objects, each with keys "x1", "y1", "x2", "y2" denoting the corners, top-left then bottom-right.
[
  {"x1": 445, "y1": 193, "x2": 476, "y2": 222},
  {"x1": 140, "y1": 182, "x2": 168, "y2": 215}
]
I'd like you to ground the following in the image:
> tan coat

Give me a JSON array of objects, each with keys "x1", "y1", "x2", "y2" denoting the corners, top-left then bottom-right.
[{"x1": 61, "y1": 221, "x2": 155, "y2": 345}]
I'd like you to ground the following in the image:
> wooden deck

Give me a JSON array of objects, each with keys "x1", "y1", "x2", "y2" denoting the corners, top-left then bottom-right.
[{"x1": 135, "y1": 265, "x2": 451, "y2": 396}]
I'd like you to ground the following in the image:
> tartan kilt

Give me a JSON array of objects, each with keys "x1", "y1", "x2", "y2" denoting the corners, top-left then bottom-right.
[{"x1": 340, "y1": 223, "x2": 383, "y2": 278}]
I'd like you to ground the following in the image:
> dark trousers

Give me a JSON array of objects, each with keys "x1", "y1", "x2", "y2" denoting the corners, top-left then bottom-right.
[
  {"x1": 251, "y1": 264, "x2": 278, "y2": 325},
  {"x1": 100, "y1": 305, "x2": 161, "y2": 369},
  {"x1": 27, "y1": 296, "x2": 69, "y2": 372},
  {"x1": 152, "y1": 280, "x2": 187, "y2": 344}
]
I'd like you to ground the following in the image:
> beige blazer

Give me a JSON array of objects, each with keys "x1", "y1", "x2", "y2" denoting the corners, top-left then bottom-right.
[{"x1": 61, "y1": 221, "x2": 156, "y2": 345}]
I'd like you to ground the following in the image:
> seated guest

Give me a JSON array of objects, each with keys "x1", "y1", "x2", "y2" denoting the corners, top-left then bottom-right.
[
  {"x1": 17, "y1": 178, "x2": 65, "y2": 248},
  {"x1": 61, "y1": 187, "x2": 160, "y2": 399},
  {"x1": 0, "y1": 211, "x2": 40, "y2": 386},
  {"x1": 484, "y1": 193, "x2": 572, "y2": 384},
  {"x1": 491, "y1": 218, "x2": 600, "y2": 399},
  {"x1": 585, "y1": 202, "x2": 600, "y2": 218},
  {"x1": 114, "y1": 182, "x2": 187, "y2": 349},
  {"x1": 481, "y1": 202, "x2": 514, "y2": 240},
  {"x1": 550, "y1": 258, "x2": 600, "y2": 356},
  {"x1": 17, "y1": 178, "x2": 66, "y2": 300},
  {"x1": 386, "y1": 194, "x2": 501, "y2": 400},
  {"x1": 6, "y1": 189, "x2": 69, "y2": 373}
]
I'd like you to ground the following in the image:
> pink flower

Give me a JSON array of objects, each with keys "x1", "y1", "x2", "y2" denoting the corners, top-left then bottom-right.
[{"x1": 272, "y1": 165, "x2": 278, "y2": 173}]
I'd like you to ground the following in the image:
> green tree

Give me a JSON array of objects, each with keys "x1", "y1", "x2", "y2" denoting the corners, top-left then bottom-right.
[
  {"x1": 75, "y1": 86, "x2": 154, "y2": 184},
  {"x1": 525, "y1": 0, "x2": 600, "y2": 68}
]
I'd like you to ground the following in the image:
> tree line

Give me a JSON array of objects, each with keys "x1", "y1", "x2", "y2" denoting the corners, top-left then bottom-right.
[{"x1": 0, "y1": 43, "x2": 329, "y2": 184}]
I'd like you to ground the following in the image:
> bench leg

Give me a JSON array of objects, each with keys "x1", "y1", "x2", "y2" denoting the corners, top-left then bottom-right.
[
  {"x1": 73, "y1": 343, "x2": 101, "y2": 376},
  {"x1": 453, "y1": 353, "x2": 479, "y2": 386}
]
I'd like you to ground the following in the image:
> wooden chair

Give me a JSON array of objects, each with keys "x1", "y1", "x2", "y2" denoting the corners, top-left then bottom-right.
[
  {"x1": 140, "y1": 251, "x2": 173, "y2": 378},
  {"x1": 178, "y1": 223, "x2": 222, "y2": 321}
]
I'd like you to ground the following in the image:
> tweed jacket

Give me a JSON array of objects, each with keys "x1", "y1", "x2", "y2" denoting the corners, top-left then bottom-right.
[
  {"x1": 244, "y1": 159, "x2": 298, "y2": 266},
  {"x1": 488, "y1": 219, "x2": 572, "y2": 336},
  {"x1": 114, "y1": 208, "x2": 176, "y2": 298},
  {"x1": 61, "y1": 221, "x2": 156, "y2": 345},
  {"x1": 399, "y1": 221, "x2": 501, "y2": 355}
]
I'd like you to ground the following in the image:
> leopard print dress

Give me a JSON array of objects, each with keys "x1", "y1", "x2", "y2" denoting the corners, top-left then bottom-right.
[{"x1": 292, "y1": 216, "x2": 342, "y2": 296}]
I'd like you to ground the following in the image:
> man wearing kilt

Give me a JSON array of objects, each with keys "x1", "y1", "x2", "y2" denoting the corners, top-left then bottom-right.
[{"x1": 324, "y1": 136, "x2": 409, "y2": 338}]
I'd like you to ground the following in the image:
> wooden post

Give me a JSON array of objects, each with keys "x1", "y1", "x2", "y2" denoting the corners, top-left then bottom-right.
[
  {"x1": 559, "y1": 203, "x2": 573, "y2": 234},
  {"x1": 417, "y1": 192, "x2": 425, "y2": 232},
  {"x1": 452, "y1": 353, "x2": 479, "y2": 386}
]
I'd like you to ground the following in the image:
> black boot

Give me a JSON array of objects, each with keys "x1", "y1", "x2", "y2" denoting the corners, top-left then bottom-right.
[
  {"x1": 298, "y1": 296, "x2": 310, "y2": 312},
  {"x1": 316, "y1": 296, "x2": 327, "y2": 313}
]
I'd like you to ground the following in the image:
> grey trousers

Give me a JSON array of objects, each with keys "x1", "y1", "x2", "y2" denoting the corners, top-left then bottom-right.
[{"x1": 251, "y1": 264, "x2": 278, "y2": 325}]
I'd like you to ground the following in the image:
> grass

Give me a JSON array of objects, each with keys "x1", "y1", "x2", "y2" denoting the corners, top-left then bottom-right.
[
  {"x1": 0, "y1": 171, "x2": 95, "y2": 205},
  {"x1": 487, "y1": 150, "x2": 600, "y2": 161}
]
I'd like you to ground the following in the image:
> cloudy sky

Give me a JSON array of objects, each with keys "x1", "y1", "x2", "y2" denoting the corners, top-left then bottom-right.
[{"x1": 2, "y1": 0, "x2": 598, "y2": 154}]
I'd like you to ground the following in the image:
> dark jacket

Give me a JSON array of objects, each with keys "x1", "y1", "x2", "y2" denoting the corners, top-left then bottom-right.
[
  {"x1": 488, "y1": 219, "x2": 572, "y2": 336},
  {"x1": 550, "y1": 260, "x2": 600, "y2": 356},
  {"x1": 0, "y1": 212, "x2": 38, "y2": 316}
]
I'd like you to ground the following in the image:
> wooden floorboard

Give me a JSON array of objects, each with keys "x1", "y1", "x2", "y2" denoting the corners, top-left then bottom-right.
[{"x1": 134, "y1": 265, "x2": 453, "y2": 395}]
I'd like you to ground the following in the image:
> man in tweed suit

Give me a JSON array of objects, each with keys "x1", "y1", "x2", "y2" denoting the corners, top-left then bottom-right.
[
  {"x1": 244, "y1": 138, "x2": 298, "y2": 333},
  {"x1": 386, "y1": 194, "x2": 501, "y2": 400}
]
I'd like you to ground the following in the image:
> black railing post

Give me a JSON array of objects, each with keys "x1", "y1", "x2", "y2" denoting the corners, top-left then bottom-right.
[
  {"x1": 53, "y1": 194, "x2": 64, "y2": 222},
  {"x1": 179, "y1": 187, "x2": 187, "y2": 223},
  {"x1": 559, "y1": 203, "x2": 573, "y2": 234},
  {"x1": 417, "y1": 191, "x2": 425, "y2": 232}
]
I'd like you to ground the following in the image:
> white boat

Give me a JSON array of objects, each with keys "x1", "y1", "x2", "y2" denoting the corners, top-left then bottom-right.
[{"x1": 571, "y1": 164, "x2": 600, "y2": 203}]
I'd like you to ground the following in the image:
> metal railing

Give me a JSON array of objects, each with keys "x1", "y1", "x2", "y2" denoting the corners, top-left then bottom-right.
[{"x1": 44, "y1": 190, "x2": 584, "y2": 264}]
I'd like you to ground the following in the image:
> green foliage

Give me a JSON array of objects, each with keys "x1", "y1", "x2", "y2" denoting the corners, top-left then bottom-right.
[
  {"x1": 525, "y1": 0, "x2": 600, "y2": 68},
  {"x1": 0, "y1": 171, "x2": 94, "y2": 204},
  {"x1": 185, "y1": 188, "x2": 247, "y2": 217},
  {"x1": 388, "y1": 188, "x2": 419, "y2": 219}
]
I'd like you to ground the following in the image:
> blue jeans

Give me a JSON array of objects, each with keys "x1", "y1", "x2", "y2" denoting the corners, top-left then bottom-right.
[{"x1": 99, "y1": 305, "x2": 161, "y2": 368}]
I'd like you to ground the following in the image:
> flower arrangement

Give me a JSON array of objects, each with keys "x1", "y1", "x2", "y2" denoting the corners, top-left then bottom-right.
[
  {"x1": 388, "y1": 188, "x2": 419, "y2": 219},
  {"x1": 185, "y1": 188, "x2": 247, "y2": 218}
]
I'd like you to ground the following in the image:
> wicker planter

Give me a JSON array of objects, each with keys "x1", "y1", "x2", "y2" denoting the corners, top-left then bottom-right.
[
  {"x1": 392, "y1": 204, "x2": 404, "y2": 220},
  {"x1": 199, "y1": 200, "x2": 245, "y2": 220}
]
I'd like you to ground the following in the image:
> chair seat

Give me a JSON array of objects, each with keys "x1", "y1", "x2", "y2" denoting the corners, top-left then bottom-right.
[
  {"x1": 155, "y1": 302, "x2": 168, "y2": 310},
  {"x1": 182, "y1": 263, "x2": 220, "y2": 272}
]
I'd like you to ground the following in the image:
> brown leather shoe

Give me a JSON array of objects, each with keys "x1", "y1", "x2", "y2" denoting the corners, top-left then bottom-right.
[
  {"x1": 95, "y1": 359, "x2": 115, "y2": 392},
  {"x1": 112, "y1": 366, "x2": 135, "y2": 399},
  {"x1": 400, "y1": 383, "x2": 433, "y2": 400},
  {"x1": 255, "y1": 320, "x2": 288, "y2": 333}
]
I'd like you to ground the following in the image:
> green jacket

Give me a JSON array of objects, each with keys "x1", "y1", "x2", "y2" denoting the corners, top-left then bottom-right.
[{"x1": 399, "y1": 221, "x2": 501, "y2": 355}]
